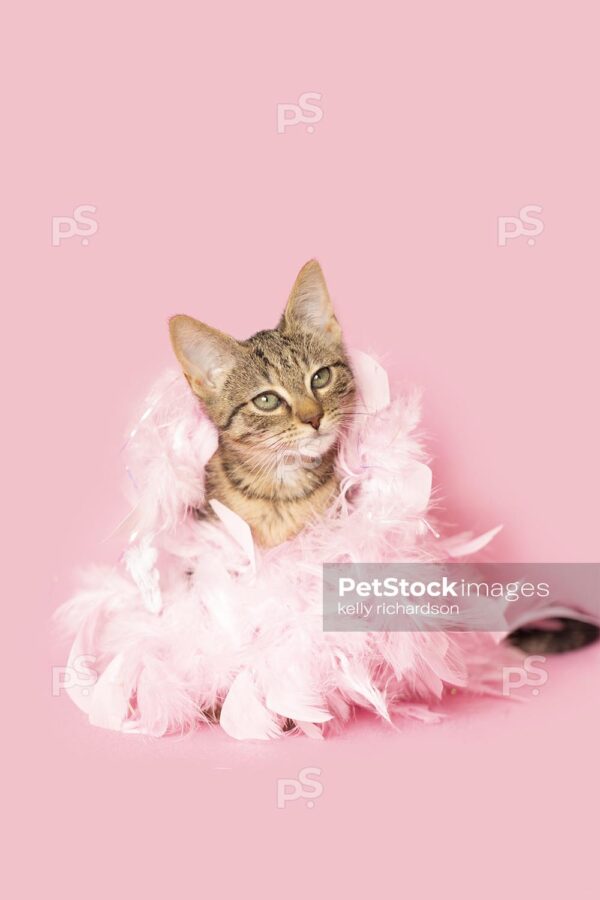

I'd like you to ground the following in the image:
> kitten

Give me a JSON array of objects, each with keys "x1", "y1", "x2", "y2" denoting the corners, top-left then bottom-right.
[
  {"x1": 169, "y1": 259, "x2": 599, "y2": 655},
  {"x1": 169, "y1": 260, "x2": 356, "y2": 548}
]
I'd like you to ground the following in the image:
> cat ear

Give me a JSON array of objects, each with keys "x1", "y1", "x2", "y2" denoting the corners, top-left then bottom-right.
[
  {"x1": 280, "y1": 259, "x2": 342, "y2": 342},
  {"x1": 169, "y1": 315, "x2": 240, "y2": 398}
]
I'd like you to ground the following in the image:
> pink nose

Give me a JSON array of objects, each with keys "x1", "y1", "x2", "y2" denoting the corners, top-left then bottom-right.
[{"x1": 299, "y1": 412, "x2": 322, "y2": 430}]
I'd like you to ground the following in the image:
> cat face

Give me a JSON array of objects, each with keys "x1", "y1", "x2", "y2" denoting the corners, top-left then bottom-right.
[{"x1": 169, "y1": 260, "x2": 355, "y2": 466}]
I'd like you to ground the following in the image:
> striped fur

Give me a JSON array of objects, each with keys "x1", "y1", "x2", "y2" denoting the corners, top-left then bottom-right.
[{"x1": 169, "y1": 260, "x2": 356, "y2": 547}]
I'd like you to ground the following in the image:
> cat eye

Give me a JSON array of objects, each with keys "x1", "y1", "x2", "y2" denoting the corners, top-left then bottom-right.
[
  {"x1": 311, "y1": 367, "x2": 331, "y2": 389},
  {"x1": 252, "y1": 392, "x2": 282, "y2": 411}
]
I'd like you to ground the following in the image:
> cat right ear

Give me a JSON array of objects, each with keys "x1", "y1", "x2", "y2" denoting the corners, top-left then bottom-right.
[
  {"x1": 169, "y1": 315, "x2": 240, "y2": 399},
  {"x1": 280, "y1": 259, "x2": 342, "y2": 343}
]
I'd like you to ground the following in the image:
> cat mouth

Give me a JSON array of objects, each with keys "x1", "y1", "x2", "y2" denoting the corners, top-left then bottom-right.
[{"x1": 289, "y1": 429, "x2": 338, "y2": 458}]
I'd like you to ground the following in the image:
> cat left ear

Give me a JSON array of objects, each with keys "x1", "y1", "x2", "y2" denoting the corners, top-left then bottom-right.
[
  {"x1": 169, "y1": 315, "x2": 240, "y2": 399},
  {"x1": 280, "y1": 259, "x2": 342, "y2": 342}
]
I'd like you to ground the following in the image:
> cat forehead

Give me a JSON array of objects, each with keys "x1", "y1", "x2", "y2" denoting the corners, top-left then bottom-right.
[{"x1": 242, "y1": 329, "x2": 331, "y2": 379}]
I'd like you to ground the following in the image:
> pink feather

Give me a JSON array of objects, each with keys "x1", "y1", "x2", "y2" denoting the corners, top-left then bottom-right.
[
  {"x1": 220, "y1": 671, "x2": 283, "y2": 741},
  {"x1": 55, "y1": 353, "x2": 556, "y2": 741}
]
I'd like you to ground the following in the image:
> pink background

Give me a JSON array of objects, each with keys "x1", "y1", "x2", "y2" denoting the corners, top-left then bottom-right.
[{"x1": 4, "y1": 2, "x2": 599, "y2": 897}]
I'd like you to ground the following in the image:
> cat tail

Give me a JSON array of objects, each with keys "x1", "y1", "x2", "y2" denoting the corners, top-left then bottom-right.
[{"x1": 507, "y1": 617, "x2": 600, "y2": 654}]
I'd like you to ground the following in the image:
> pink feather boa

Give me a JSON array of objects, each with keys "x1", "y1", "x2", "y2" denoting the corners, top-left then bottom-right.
[{"x1": 58, "y1": 351, "x2": 521, "y2": 740}]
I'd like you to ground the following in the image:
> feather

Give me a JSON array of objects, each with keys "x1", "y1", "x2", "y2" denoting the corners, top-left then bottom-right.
[
  {"x1": 295, "y1": 721, "x2": 325, "y2": 740},
  {"x1": 56, "y1": 353, "x2": 593, "y2": 741},
  {"x1": 349, "y1": 349, "x2": 391, "y2": 413},
  {"x1": 123, "y1": 537, "x2": 162, "y2": 613},
  {"x1": 209, "y1": 499, "x2": 256, "y2": 572},
  {"x1": 334, "y1": 650, "x2": 391, "y2": 722},
  {"x1": 265, "y1": 680, "x2": 332, "y2": 724},
  {"x1": 63, "y1": 616, "x2": 102, "y2": 715},
  {"x1": 442, "y1": 525, "x2": 504, "y2": 558},
  {"x1": 219, "y1": 671, "x2": 283, "y2": 741},
  {"x1": 88, "y1": 653, "x2": 131, "y2": 731}
]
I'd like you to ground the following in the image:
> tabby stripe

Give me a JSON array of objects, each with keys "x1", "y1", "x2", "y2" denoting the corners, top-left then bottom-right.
[
  {"x1": 220, "y1": 452, "x2": 335, "y2": 502},
  {"x1": 220, "y1": 456, "x2": 255, "y2": 495},
  {"x1": 253, "y1": 346, "x2": 279, "y2": 374},
  {"x1": 222, "y1": 401, "x2": 248, "y2": 430},
  {"x1": 274, "y1": 477, "x2": 335, "y2": 503}
]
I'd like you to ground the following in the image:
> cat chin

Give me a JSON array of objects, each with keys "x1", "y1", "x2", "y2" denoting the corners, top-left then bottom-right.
[{"x1": 295, "y1": 430, "x2": 338, "y2": 457}]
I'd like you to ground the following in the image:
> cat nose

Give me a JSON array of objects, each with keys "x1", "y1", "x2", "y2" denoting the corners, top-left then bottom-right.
[
  {"x1": 297, "y1": 400, "x2": 323, "y2": 430},
  {"x1": 299, "y1": 411, "x2": 322, "y2": 430}
]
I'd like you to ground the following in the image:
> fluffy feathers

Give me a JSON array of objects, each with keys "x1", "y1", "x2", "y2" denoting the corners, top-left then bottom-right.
[{"x1": 57, "y1": 351, "x2": 518, "y2": 740}]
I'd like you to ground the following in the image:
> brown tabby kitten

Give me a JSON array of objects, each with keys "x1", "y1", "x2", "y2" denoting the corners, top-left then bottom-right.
[{"x1": 169, "y1": 260, "x2": 356, "y2": 548}]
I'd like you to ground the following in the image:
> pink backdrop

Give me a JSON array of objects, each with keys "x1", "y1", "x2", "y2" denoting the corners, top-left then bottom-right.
[{"x1": 4, "y1": 2, "x2": 598, "y2": 897}]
